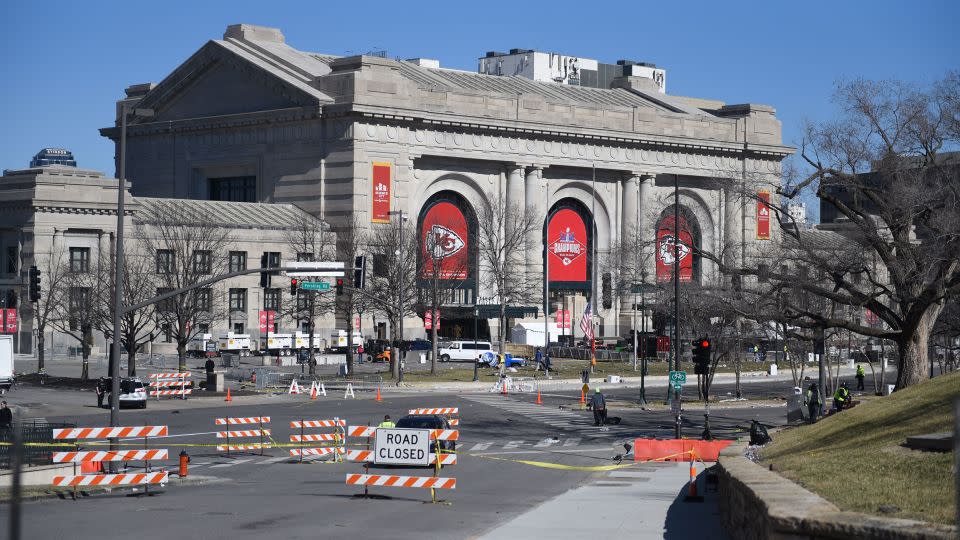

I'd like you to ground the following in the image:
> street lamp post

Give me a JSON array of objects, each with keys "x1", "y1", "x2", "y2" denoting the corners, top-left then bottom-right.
[
  {"x1": 640, "y1": 270, "x2": 648, "y2": 406},
  {"x1": 472, "y1": 306, "x2": 479, "y2": 382}
]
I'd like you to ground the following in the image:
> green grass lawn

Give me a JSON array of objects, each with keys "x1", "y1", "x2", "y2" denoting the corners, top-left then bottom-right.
[{"x1": 761, "y1": 370, "x2": 959, "y2": 525}]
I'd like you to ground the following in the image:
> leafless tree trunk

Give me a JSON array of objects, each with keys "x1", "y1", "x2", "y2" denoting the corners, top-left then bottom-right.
[
  {"x1": 368, "y1": 216, "x2": 417, "y2": 381},
  {"x1": 52, "y1": 258, "x2": 100, "y2": 381},
  {"x1": 32, "y1": 245, "x2": 69, "y2": 374}
]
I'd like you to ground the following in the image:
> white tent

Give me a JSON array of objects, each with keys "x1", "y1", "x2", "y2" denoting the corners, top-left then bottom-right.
[{"x1": 511, "y1": 322, "x2": 560, "y2": 347}]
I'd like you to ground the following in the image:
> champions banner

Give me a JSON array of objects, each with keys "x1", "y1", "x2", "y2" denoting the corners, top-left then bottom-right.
[
  {"x1": 547, "y1": 208, "x2": 588, "y2": 283},
  {"x1": 757, "y1": 190, "x2": 771, "y2": 240},
  {"x1": 421, "y1": 201, "x2": 469, "y2": 280},
  {"x1": 655, "y1": 215, "x2": 693, "y2": 283},
  {"x1": 371, "y1": 162, "x2": 391, "y2": 224}
]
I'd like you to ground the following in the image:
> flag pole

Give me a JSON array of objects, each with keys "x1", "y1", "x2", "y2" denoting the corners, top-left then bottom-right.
[{"x1": 590, "y1": 164, "x2": 597, "y2": 373}]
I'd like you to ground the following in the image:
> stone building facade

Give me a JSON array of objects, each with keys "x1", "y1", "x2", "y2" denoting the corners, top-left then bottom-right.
[{"x1": 96, "y1": 23, "x2": 792, "y2": 342}]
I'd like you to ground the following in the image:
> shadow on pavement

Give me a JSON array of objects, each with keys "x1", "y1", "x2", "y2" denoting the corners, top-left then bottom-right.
[{"x1": 662, "y1": 469, "x2": 729, "y2": 540}]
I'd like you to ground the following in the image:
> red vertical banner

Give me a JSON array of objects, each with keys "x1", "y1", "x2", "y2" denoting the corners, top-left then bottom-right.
[
  {"x1": 555, "y1": 309, "x2": 571, "y2": 329},
  {"x1": 424, "y1": 310, "x2": 439, "y2": 330},
  {"x1": 267, "y1": 310, "x2": 276, "y2": 330},
  {"x1": 421, "y1": 202, "x2": 469, "y2": 279},
  {"x1": 258, "y1": 310, "x2": 268, "y2": 333},
  {"x1": 3, "y1": 310, "x2": 16, "y2": 334},
  {"x1": 354, "y1": 316, "x2": 361, "y2": 331},
  {"x1": 547, "y1": 209, "x2": 588, "y2": 283},
  {"x1": 757, "y1": 190, "x2": 771, "y2": 240},
  {"x1": 371, "y1": 162, "x2": 391, "y2": 224},
  {"x1": 655, "y1": 215, "x2": 694, "y2": 283}
]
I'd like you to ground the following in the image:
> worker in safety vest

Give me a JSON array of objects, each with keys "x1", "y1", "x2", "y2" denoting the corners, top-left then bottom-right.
[
  {"x1": 855, "y1": 364, "x2": 865, "y2": 391},
  {"x1": 378, "y1": 415, "x2": 395, "y2": 428},
  {"x1": 833, "y1": 383, "x2": 851, "y2": 412}
]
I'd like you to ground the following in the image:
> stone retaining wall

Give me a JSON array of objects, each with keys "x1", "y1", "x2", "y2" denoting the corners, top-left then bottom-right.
[{"x1": 716, "y1": 441, "x2": 956, "y2": 540}]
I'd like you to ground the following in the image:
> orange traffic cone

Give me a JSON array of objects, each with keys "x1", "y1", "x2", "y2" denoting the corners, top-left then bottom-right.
[
  {"x1": 225, "y1": 388, "x2": 232, "y2": 402},
  {"x1": 684, "y1": 452, "x2": 703, "y2": 502},
  {"x1": 501, "y1": 380, "x2": 508, "y2": 396},
  {"x1": 310, "y1": 384, "x2": 318, "y2": 400},
  {"x1": 580, "y1": 389, "x2": 585, "y2": 405},
  {"x1": 536, "y1": 388, "x2": 542, "y2": 405},
  {"x1": 375, "y1": 386, "x2": 382, "y2": 402}
]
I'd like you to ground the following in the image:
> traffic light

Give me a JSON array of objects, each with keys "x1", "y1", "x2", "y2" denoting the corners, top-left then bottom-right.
[
  {"x1": 335, "y1": 278, "x2": 344, "y2": 295},
  {"x1": 29, "y1": 265, "x2": 41, "y2": 302},
  {"x1": 354, "y1": 255, "x2": 366, "y2": 289},
  {"x1": 693, "y1": 338, "x2": 711, "y2": 374},
  {"x1": 260, "y1": 253, "x2": 271, "y2": 288},
  {"x1": 290, "y1": 278, "x2": 299, "y2": 296}
]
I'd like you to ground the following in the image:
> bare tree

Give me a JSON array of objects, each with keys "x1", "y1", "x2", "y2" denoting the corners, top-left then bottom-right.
[
  {"x1": 336, "y1": 217, "x2": 367, "y2": 374},
  {"x1": 52, "y1": 254, "x2": 100, "y2": 381},
  {"x1": 476, "y1": 196, "x2": 543, "y2": 354},
  {"x1": 284, "y1": 213, "x2": 335, "y2": 375},
  {"x1": 708, "y1": 73, "x2": 960, "y2": 389},
  {"x1": 31, "y1": 244, "x2": 69, "y2": 374},
  {"x1": 367, "y1": 215, "x2": 418, "y2": 380},
  {"x1": 93, "y1": 244, "x2": 158, "y2": 377},
  {"x1": 420, "y1": 229, "x2": 470, "y2": 375},
  {"x1": 138, "y1": 201, "x2": 230, "y2": 371}
]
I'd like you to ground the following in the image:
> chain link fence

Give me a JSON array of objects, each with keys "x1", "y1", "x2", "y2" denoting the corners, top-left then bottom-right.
[{"x1": 0, "y1": 419, "x2": 76, "y2": 469}]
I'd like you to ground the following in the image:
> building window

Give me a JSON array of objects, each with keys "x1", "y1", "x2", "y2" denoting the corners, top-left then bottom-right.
[
  {"x1": 69, "y1": 247, "x2": 90, "y2": 273},
  {"x1": 193, "y1": 288, "x2": 212, "y2": 312},
  {"x1": 156, "y1": 287, "x2": 174, "y2": 312},
  {"x1": 6, "y1": 246, "x2": 18, "y2": 274},
  {"x1": 229, "y1": 251, "x2": 247, "y2": 273},
  {"x1": 161, "y1": 323, "x2": 172, "y2": 343},
  {"x1": 209, "y1": 176, "x2": 256, "y2": 202},
  {"x1": 156, "y1": 249, "x2": 175, "y2": 274},
  {"x1": 198, "y1": 323, "x2": 209, "y2": 335},
  {"x1": 192, "y1": 250, "x2": 212, "y2": 275},
  {"x1": 229, "y1": 288, "x2": 247, "y2": 312},
  {"x1": 264, "y1": 288, "x2": 281, "y2": 311},
  {"x1": 297, "y1": 252, "x2": 314, "y2": 262},
  {"x1": 233, "y1": 322, "x2": 245, "y2": 334}
]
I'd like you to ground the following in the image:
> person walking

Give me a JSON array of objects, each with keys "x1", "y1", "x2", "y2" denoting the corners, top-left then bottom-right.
[
  {"x1": 378, "y1": 415, "x2": 396, "y2": 428},
  {"x1": 804, "y1": 383, "x2": 822, "y2": 424},
  {"x1": 534, "y1": 348, "x2": 544, "y2": 371},
  {"x1": 0, "y1": 401, "x2": 11, "y2": 429},
  {"x1": 832, "y1": 382, "x2": 850, "y2": 412},
  {"x1": 855, "y1": 364, "x2": 865, "y2": 391},
  {"x1": 590, "y1": 388, "x2": 607, "y2": 427},
  {"x1": 95, "y1": 377, "x2": 106, "y2": 408}
]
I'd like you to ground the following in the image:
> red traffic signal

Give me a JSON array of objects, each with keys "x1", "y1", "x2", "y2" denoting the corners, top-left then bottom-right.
[
  {"x1": 290, "y1": 278, "x2": 299, "y2": 296},
  {"x1": 701, "y1": 339, "x2": 710, "y2": 348},
  {"x1": 335, "y1": 278, "x2": 344, "y2": 295}
]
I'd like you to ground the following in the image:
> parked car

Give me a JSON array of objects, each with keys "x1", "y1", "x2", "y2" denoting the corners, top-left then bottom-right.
[
  {"x1": 477, "y1": 351, "x2": 526, "y2": 368},
  {"x1": 404, "y1": 339, "x2": 432, "y2": 351},
  {"x1": 394, "y1": 414, "x2": 456, "y2": 453},
  {"x1": 111, "y1": 377, "x2": 147, "y2": 409},
  {"x1": 438, "y1": 340, "x2": 493, "y2": 362}
]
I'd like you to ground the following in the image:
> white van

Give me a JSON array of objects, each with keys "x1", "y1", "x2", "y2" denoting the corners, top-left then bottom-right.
[
  {"x1": 0, "y1": 335, "x2": 13, "y2": 394},
  {"x1": 438, "y1": 341, "x2": 493, "y2": 362}
]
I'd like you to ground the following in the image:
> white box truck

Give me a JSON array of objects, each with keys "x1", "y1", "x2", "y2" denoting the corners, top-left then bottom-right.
[
  {"x1": 187, "y1": 333, "x2": 218, "y2": 358},
  {"x1": 294, "y1": 332, "x2": 324, "y2": 350},
  {"x1": 328, "y1": 330, "x2": 363, "y2": 353},
  {"x1": 0, "y1": 335, "x2": 14, "y2": 394},
  {"x1": 260, "y1": 333, "x2": 294, "y2": 356},
  {"x1": 218, "y1": 333, "x2": 253, "y2": 357}
]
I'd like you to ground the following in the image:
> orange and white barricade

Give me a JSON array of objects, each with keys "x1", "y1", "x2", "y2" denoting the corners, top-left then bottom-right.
[
  {"x1": 214, "y1": 417, "x2": 271, "y2": 455},
  {"x1": 149, "y1": 373, "x2": 190, "y2": 399},
  {"x1": 345, "y1": 474, "x2": 455, "y2": 490},
  {"x1": 50, "y1": 425, "x2": 170, "y2": 493},
  {"x1": 289, "y1": 418, "x2": 346, "y2": 462},
  {"x1": 408, "y1": 407, "x2": 460, "y2": 426},
  {"x1": 345, "y1": 450, "x2": 456, "y2": 465}
]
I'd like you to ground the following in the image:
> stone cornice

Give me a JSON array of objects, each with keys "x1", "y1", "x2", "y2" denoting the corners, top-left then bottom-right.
[{"x1": 100, "y1": 106, "x2": 322, "y2": 140}]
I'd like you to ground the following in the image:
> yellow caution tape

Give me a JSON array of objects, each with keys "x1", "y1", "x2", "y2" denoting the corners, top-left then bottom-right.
[{"x1": 457, "y1": 449, "x2": 695, "y2": 472}]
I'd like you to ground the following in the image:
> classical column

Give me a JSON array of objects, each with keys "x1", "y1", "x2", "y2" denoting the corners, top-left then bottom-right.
[
  {"x1": 637, "y1": 174, "x2": 655, "y2": 268},
  {"x1": 723, "y1": 180, "x2": 743, "y2": 271},
  {"x1": 621, "y1": 174, "x2": 640, "y2": 249},
  {"x1": 524, "y1": 165, "x2": 544, "y2": 307}
]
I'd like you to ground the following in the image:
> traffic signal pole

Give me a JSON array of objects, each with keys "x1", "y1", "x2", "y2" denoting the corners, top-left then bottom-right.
[{"x1": 673, "y1": 175, "x2": 681, "y2": 440}]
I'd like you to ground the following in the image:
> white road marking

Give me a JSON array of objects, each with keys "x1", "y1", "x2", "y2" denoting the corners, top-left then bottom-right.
[
  {"x1": 534, "y1": 438, "x2": 560, "y2": 448},
  {"x1": 503, "y1": 440, "x2": 524, "y2": 449},
  {"x1": 563, "y1": 438, "x2": 581, "y2": 447},
  {"x1": 210, "y1": 459, "x2": 252, "y2": 468},
  {"x1": 470, "y1": 442, "x2": 494, "y2": 451}
]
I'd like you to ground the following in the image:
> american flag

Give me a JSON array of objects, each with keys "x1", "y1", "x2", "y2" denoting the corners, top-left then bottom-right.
[{"x1": 579, "y1": 302, "x2": 594, "y2": 340}]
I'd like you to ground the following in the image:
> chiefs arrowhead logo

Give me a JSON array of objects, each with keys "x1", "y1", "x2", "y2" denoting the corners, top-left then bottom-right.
[
  {"x1": 658, "y1": 234, "x2": 690, "y2": 266},
  {"x1": 427, "y1": 225, "x2": 465, "y2": 259}
]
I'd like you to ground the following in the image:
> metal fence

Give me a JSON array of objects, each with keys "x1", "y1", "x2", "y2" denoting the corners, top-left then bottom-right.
[
  {"x1": 548, "y1": 346, "x2": 633, "y2": 362},
  {"x1": 0, "y1": 419, "x2": 76, "y2": 469}
]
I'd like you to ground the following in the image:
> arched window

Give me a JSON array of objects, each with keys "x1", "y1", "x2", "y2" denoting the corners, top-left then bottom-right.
[{"x1": 545, "y1": 198, "x2": 593, "y2": 290}]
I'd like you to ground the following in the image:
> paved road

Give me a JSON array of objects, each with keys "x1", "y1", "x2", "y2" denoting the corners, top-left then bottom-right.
[{"x1": 1, "y1": 382, "x2": 766, "y2": 539}]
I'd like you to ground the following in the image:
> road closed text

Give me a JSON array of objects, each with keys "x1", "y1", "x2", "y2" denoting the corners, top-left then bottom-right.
[{"x1": 374, "y1": 428, "x2": 430, "y2": 465}]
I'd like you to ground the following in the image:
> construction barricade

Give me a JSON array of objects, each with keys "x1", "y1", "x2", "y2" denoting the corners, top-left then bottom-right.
[
  {"x1": 289, "y1": 418, "x2": 346, "y2": 462},
  {"x1": 149, "y1": 372, "x2": 191, "y2": 399},
  {"x1": 215, "y1": 417, "x2": 271, "y2": 455},
  {"x1": 408, "y1": 407, "x2": 460, "y2": 426},
  {"x1": 345, "y1": 423, "x2": 457, "y2": 502},
  {"x1": 632, "y1": 438, "x2": 733, "y2": 462},
  {"x1": 50, "y1": 425, "x2": 170, "y2": 495}
]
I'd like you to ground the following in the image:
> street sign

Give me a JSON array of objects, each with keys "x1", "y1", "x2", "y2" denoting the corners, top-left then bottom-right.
[
  {"x1": 299, "y1": 282, "x2": 330, "y2": 291},
  {"x1": 669, "y1": 371, "x2": 687, "y2": 385},
  {"x1": 286, "y1": 261, "x2": 346, "y2": 277},
  {"x1": 288, "y1": 271, "x2": 345, "y2": 277},
  {"x1": 374, "y1": 428, "x2": 430, "y2": 466},
  {"x1": 672, "y1": 382, "x2": 682, "y2": 392}
]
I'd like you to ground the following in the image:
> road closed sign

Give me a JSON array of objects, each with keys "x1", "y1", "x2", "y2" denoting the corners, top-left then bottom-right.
[{"x1": 374, "y1": 428, "x2": 430, "y2": 466}]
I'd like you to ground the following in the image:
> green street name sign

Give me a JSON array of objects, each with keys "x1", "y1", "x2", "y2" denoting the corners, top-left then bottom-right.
[
  {"x1": 669, "y1": 371, "x2": 687, "y2": 385},
  {"x1": 299, "y1": 281, "x2": 330, "y2": 291}
]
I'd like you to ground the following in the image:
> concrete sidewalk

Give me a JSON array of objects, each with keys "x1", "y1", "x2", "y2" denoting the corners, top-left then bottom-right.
[{"x1": 479, "y1": 462, "x2": 728, "y2": 539}]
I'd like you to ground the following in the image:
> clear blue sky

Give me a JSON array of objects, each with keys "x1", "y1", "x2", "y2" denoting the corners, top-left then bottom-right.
[{"x1": 2, "y1": 0, "x2": 957, "y2": 194}]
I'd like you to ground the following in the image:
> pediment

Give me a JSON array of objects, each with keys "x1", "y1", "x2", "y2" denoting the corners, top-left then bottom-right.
[{"x1": 133, "y1": 41, "x2": 328, "y2": 123}]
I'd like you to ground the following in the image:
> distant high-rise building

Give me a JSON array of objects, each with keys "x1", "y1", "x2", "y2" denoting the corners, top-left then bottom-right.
[
  {"x1": 30, "y1": 148, "x2": 76, "y2": 168},
  {"x1": 478, "y1": 49, "x2": 666, "y2": 93}
]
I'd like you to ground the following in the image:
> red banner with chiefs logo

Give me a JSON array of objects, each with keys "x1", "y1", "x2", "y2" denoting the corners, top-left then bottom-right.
[
  {"x1": 548, "y1": 209, "x2": 588, "y2": 283},
  {"x1": 421, "y1": 201, "x2": 469, "y2": 280},
  {"x1": 258, "y1": 310, "x2": 275, "y2": 333},
  {"x1": 555, "y1": 309, "x2": 571, "y2": 329},
  {"x1": 655, "y1": 215, "x2": 693, "y2": 283},
  {"x1": 757, "y1": 190, "x2": 771, "y2": 240},
  {"x1": 371, "y1": 162, "x2": 391, "y2": 224}
]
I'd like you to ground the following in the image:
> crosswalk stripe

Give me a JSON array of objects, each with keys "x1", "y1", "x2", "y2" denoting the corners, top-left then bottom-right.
[
  {"x1": 470, "y1": 442, "x2": 494, "y2": 451},
  {"x1": 464, "y1": 395, "x2": 638, "y2": 437},
  {"x1": 503, "y1": 440, "x2": 524, "y2": 449},
  {"x1": 535, "y1": 438, "x2": 559, "y2": 448},
  {"x1": 563, "y1": 438, "x2": 581, "y2": 447},
  {"x1": 210, "y1": 459, "x2": 252, "y2": 468}
]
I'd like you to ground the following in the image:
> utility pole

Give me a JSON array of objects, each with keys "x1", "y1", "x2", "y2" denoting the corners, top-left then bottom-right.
[{"x1": 673, "y1": 174, "x2": 681, "y2": 439}]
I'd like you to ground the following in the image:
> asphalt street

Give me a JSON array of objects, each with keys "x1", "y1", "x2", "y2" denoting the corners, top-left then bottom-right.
[{"x1": 0, "y1": 382, "x2": 762, "y2": 539}]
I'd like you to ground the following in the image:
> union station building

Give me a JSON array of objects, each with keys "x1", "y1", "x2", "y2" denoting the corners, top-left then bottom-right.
[{"x1": 2, "y1": 23, "x2": 792, "y2": 353}]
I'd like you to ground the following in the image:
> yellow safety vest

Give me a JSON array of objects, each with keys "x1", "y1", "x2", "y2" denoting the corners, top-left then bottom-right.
[{"x1": 378, "y1": 421, "x2": 396, "y2": 428}]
